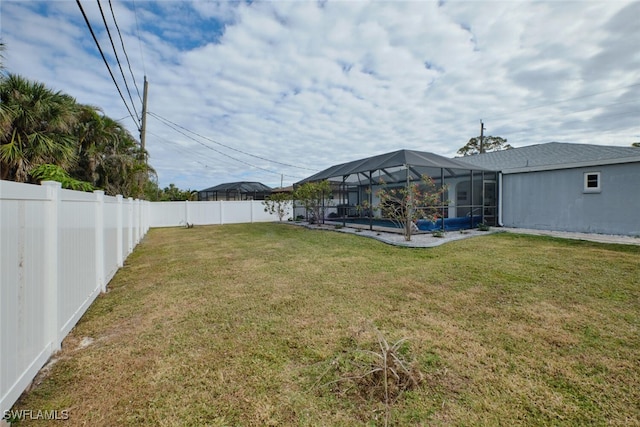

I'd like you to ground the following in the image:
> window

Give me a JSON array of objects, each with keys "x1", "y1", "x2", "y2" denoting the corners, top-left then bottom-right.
[{"x1": 584, "y1": 172, "x2": 601, "y2": 193}]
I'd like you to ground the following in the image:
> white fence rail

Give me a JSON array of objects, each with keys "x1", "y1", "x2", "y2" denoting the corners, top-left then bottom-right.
[
  {"x1": 1, "y1": 183, "x2": 289, "y2": 414},
  {"x1": 0, "y1": 180, "x2": 149, "y2": 415}
]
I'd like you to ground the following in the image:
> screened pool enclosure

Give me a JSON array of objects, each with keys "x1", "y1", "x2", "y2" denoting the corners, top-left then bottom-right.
[
  {"x1": 295, "y1": 149, "x2": 498, "y2": 232},
  {"x1": 198, "y1": 181, "x2": 272, "y2": 201}
]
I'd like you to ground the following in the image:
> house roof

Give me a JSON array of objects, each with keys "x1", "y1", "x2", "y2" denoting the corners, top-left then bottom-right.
[
  {"x1": 455, "y1": 142, "x2": 640, "y2": 173},
  {"x1": 271, "y1": 185, "x2": 294, "y2": 193},
  {"x1": 199, "y1": 181, "x2": 272, "y2": 193},
  {"x1": 296, "y1": 149, "x2": 494, "y2": 185}
]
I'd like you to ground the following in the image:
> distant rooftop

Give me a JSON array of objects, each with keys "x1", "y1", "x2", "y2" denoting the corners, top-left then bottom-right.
[
  {"x1": 456, "y1": 142, "x2": 640, "y2": 173},
  {"x1": 199, "y1": 181, "x2": 272, "y2": 193},
  {"x1": 198, "y1": 181, "x2": 273, "y2": 201}
]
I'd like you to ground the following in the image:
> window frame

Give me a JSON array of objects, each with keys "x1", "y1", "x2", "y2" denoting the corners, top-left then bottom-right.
[{"x1": 583, "y1": 171, "x2": 601, "y2": 193}]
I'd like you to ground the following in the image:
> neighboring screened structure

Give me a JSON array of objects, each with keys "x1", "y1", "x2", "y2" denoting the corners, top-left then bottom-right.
[
  {"x1": 295, "y1": 149, "x2": 498, "y2": 230},
  {"x1": 198, "y1": 181, "x2": 272, "y2": 201}
]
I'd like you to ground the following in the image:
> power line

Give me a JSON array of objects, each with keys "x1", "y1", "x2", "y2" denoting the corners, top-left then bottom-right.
[
  {"x1": 149, "y1": 130, "x2": 241, "y2": 170},
  {"x1": 148, "y1": 112, "x2": 305, "y2": 179},
  {"x1": 131, "y1": 0, "x2": 146, "y2": 77},
  {"x1": 494, "y1": 109, "x2": 639, "y2": 141},
  {"x1": 557, "y1": 98, "x2": 640, "y2": 117},
  {"x1": 75, "y1": 0, "x2": 138, "y2": 129},
  {"x1": 150, "y1": 131, "x2": 288, "y2": 186},
  {"x1": 108, "y1": 0, "x2": 143, "y2": 103},
  {"x1": 486, "y1": 99, "x2": 640, "y2": 135},
  {"x1": 148, "y1": 111, "x2": 317, "y2": 171},
  {"x1": 95, "y1": 0, "x2": 139, "y2": 122},
  {"x1": 484, "y1": 82, "x2": 640, "y2": 123},
  {"x1": 482, "y1": 99, "x2": 640, "y2": 135}
]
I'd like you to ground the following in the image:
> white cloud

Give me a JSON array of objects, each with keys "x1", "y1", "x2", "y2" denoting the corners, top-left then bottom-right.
[{"x1": 1, "y1": 0, "x2": 638, "y2": 190}]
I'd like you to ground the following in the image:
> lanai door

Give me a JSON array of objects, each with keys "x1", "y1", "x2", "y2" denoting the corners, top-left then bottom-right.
[{"x1": 483, "y1": 180, "x2": 497, "y2": 226}]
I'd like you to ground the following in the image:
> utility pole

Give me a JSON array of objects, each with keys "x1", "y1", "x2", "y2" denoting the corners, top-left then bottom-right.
[
  {"x1": 137, "y1": 76, "x2": 149, "y2": 197},
  {"x1": 479, "y1": 120, "x2": 486, "y2": 154},
  {"x1": 140, "y1": 76, "x2": 148, "y2": 161}
]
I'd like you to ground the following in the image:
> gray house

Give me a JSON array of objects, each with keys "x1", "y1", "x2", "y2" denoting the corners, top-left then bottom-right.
[{"x1": 457, "y1": 142, "x2": 640, "y2": 236}]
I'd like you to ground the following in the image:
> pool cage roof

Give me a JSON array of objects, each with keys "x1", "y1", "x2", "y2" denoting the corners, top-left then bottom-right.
[
  {"x1": 198, "y1": 181, "x2": 272, "y2": 201},
  {"x1": 296, "y1": 149, "x2": 494, "y2": 185},
  {"x1": 201, "y1": 181, "x2": 272, "y2": 193}
]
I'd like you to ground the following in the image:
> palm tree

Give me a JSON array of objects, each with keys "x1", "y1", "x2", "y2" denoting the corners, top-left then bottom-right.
[
  {"x1": 94, "y1": 116, "x2": 151, "y2": 198},
  {"x1": 71, "y1": 106, "x2": 153, "y2": 197},
  {"x1": 72, "y1": 104, "x2": 112, "y2": 186},
  {"x1": 0, "y1": 72, "x2": 154, "y2": 197},
  {"x1": 0, "y1": 74, "x2": 79, "y2": 182}
]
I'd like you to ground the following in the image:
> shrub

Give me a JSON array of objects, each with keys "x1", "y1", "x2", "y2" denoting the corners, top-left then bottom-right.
[
  {"x1": 262, "y1": 192, "x2": 292, "y2": 222},
  {"x1": 313, "y1": 325, "x2": 424, "y2": 426},
  {"x1": 373, "y1": 174, "x2": 448, "y2": 242}
]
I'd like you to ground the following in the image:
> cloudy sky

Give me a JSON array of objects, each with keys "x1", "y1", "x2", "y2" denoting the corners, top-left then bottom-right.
[{"x1": 1, "y1": 1, "x2": 639, "y2": 190}]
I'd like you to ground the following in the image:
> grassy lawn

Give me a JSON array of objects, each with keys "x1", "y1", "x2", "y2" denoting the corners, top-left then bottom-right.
[{"x1": 13, "y1": 223, "x2": 640, "y2": 426}]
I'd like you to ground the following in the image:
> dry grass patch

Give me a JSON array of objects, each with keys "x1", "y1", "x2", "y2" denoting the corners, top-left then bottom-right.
[{"x1": 11, "y1": 223, "x2": 640, "y2": 426}]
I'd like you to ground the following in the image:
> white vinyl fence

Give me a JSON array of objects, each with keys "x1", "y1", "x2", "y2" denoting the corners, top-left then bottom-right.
[
  {"x1": 1, "y1": 182, "x2": 289, "y2": 414},
  {"x1": 0, "y1": 180, "x2": 149, "y2": 415},
  {"x1": 148, "y1": 199, "x2": 289, "y2": 227}
]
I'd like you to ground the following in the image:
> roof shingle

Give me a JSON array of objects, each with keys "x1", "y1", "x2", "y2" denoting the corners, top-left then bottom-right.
[{"x1": 455, "y1": 142, "x2": 640, "y2": 173}]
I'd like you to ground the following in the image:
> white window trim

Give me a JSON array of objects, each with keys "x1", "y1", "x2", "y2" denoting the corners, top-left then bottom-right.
[{"x1": 583, "y1": 171, "x2": 601, "y2": 193}]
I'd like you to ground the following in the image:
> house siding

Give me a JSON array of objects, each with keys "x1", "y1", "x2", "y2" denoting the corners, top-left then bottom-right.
[{"x1": 502, "y1": 163, "x2": 640, "y2": 236}]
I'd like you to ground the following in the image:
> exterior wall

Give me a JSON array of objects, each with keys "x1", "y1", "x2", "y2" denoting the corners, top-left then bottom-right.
[{"x1": 501, "y1": 163, "x2": 640, "y2": 236}]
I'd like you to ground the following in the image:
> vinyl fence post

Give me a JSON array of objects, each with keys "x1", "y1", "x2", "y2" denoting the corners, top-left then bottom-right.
[
  {"x1": 94, "y1": 190, "x2": 106, "y2": 293},
  {"x1": 135, "y1": 199, "x2": 140, "y2": 242},
  {"x1": 185, "y1": 200, "x2": 190, "y2": 225},
  {"x1": 141, "y1": 200, "x2": 148, "y2": 234},
  {"x1": 133, "y1": 199, "x2": 138, "y2": 244},
  {"x1": 42, "y1": 181, "x2": 61, "y2": 351},
  {"x1": 127, "y1": 197, "x2": 134, "y2": 256},
  {"x1": 139, "y1": 199, "x2": 144, "y2": 241},
  {"x1": 219, "y1": 200, "x2": 224, "y2": 225},
  {"x1": 116, "y1": 195, "x2": 123, "y2": 267},
  {"x1": 140, "y1": 200, "x2": 146, "y2": 234},
  {"x1": 250, "y1": 200, "x2": 254, "y2": 223}
]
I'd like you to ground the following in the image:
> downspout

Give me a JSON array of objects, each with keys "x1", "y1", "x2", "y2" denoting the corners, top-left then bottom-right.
[
  {"x1": 440, "y1": 168, "x2": 445, "y2": 232},
  {"x1": 321, "y1": 188, "x2": 325, "y2": 225},
  {"x1": 342, "y1": 176, "x2": 346, "y2": 227},
  {"x1": 369, "y1": 171, "x2": 373, "y2": 231},
  {"x1": 406, "y1": 164, "x2": 412, "y2": 238},
  {"x1": 469, "y1": 170, "x2": 474, "y2": 229},
  {"x1": 481, "y1": 171, "x2": 485, "y2": 225},
  {"x1": 498, "y1": 172, "x2": 504, "y2": 227}
]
